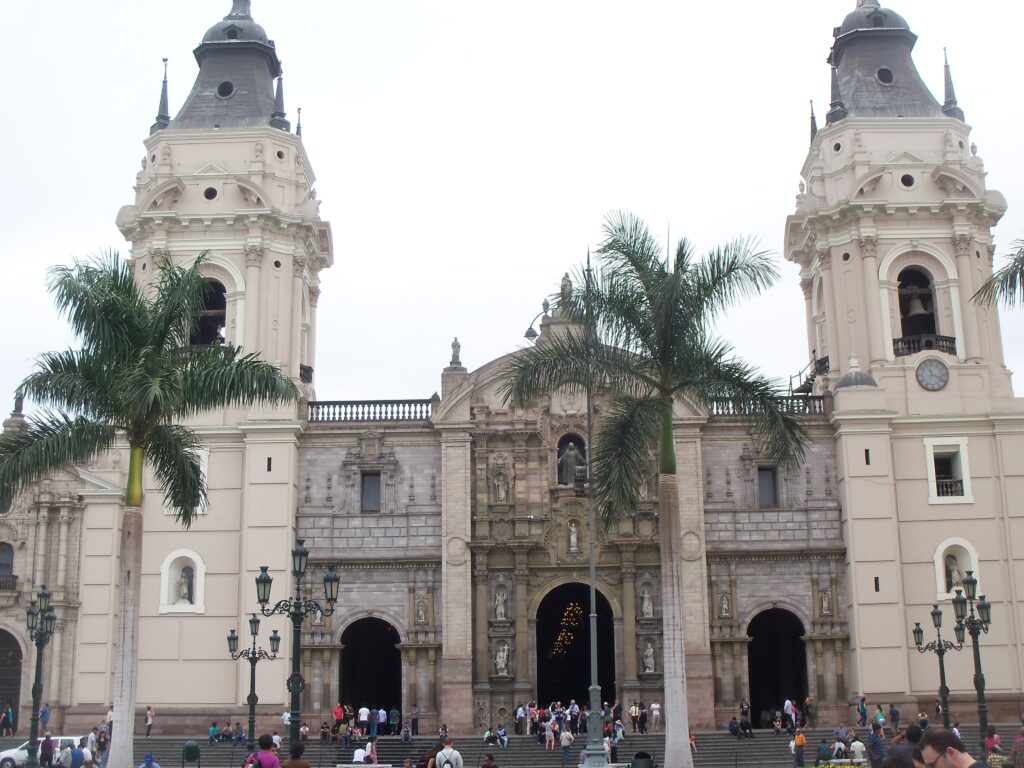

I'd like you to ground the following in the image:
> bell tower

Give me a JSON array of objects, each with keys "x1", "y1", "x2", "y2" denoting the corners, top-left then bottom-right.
[
  {"x1": 786, "y1": 2, "x2": 1024, "y2": 716},
  {"x1": 104, "y1": 0, "x2": 333, "y2": 716}
]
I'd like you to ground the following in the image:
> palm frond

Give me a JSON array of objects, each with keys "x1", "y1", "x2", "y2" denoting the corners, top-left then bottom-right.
[
  {"x1": 597, "y1": 211, "x2": 666, "y2": 297},
  {"x1": 973, "y1": 241, "x2": 1024, "y2": 308},
  {"x1": 689, "y1": 238, "x2": 778, "y2": 319},
  {"x1": 172, "y1": 346, "x2": 298, "y2": 417},
  {"x1": 18, "y1": 350, "x2": 121, "y2": 423},
  {"x1": 149, "y1": 254, "x2": 213, "y2": 352},
  {"x1": 0, "y1": 413, "x2": 117, "y2": 510},
  {"x1": 591, "y1": 394, "x2": 661, "y2": 528},
  {"x1": 145, "y1": 424, "x2": 205, "y2": 527}
]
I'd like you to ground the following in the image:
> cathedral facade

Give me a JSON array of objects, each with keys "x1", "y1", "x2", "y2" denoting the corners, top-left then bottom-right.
[{"x1": 1, "y1": 0, "x2": 1023, "y2": 735}]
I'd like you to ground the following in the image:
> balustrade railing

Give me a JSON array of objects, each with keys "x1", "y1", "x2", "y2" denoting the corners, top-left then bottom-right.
[
  {"x1": 708, "y1": 395, "x2": 825, "y2": 417},
  {"x1": 893, "y1": 334, "x2": 957, "y2": 357},
  {"x1": 0, "y1": 574, "x2": 17, "y2": 591},
  {"x1": 308, "y1": 399, "x2": 433, "y2": 422},
  {"x1": 936, "y1": 478, "x2": 964, "y2": 497}
]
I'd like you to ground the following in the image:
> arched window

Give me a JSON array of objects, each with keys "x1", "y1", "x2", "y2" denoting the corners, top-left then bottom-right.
[
  {"x1": 159, "y1": 549, "x2": 206, "y2": 614},
  {"x1": 897, "y1": 268, "x2": 937, "y2": 337},
  {"x1": 556, "y1": 434, "x2": 586, "y2": 486},
  {"x1": 191, "y1": 280, "x2": 227, "y2": 346},
  {"x1": 933, "y1": 537, "x2": 979, "y2": 600}
]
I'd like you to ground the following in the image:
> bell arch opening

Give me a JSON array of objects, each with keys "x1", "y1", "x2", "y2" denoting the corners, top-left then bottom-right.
[
  {"x1": 192, "y1": 279, "x2": 228, "y2": 345},
  {"x1": 747, "y1": 608, "x2": 807, "y2": 727},
  {"x1": 340, "y1": 617, "x2": 401, "y2": 715},
  {"x1": 897, "y1": 267, "x2": 937, "y2": 337},
  {"x1": 535, "y1": 582, "x2": 615, "y2": 706}
]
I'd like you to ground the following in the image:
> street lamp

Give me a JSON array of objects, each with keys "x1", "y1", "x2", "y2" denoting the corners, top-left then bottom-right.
[
  {"x1": 257, "y1": 541, "x2": 339, "y2": 743},
  {"x1": 227, "y1": 614, "x2": 281, "y2": 753},
  {"x1": 523, "y1": 300, "x2": 550, "y2": 341},
  {"x1": 952, "y1": 571, "x2": 992, "y2": 757},
  {"x1": 913, "y1": 604, "x2": 962, "y2": 728},
  {"x1": 25, "y1": 586, "x2": 57, "y2": 768}
]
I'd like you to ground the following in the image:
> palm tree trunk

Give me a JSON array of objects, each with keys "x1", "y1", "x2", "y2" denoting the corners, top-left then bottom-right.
[
  {"x1": 658, "y1": 472, "x2": 694, "y2": 768},
  {"x1": 108, "y1": 504, "x2": 142, "y2": 768}
]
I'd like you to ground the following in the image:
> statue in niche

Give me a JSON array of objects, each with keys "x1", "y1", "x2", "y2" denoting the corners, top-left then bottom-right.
[
  {"x1": 945, "y1": 554, "x2": 964, "y2": 592},
  {"x1": 558, "y1": 442, "x2": 583, "y2": 486},
  {"x1": 640, "y1": 587, "x2": 654, "y2": 618},
  {"x1": 494, "y1": 466, "x2": 510, "y2": 504},
  {"x1": 176, "y1": 566, "x2": 194, "y2": 605},
  {"x1": 820, "y1": 589, "x2": 832, "y2": 616},
  {"x1": 312, "y1": 606, "x2": 324, "y2": 626},
  {"x1": 568, "y1": 521, "x2": 579, "y2": 553},
  {"x1": 642, "y1": 641, "x2": 656, "y2": 673},
  {"x1": 494, "y1": 590, "x2": 507, "y2": 621},
  {"x1": 416, "y1": 600, "x2": 427, "y2": 624},
  {"x1": 719, "y1": 593, "x2": 731, "y2": 618},
  {"x1": 495, "y1": 642, "x2": 510, "y2": 676}
]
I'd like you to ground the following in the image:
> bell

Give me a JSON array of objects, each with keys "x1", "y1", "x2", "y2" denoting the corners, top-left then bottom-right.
[{"x1": 907, "y1": 296, "x2": 929, "y2": 317}]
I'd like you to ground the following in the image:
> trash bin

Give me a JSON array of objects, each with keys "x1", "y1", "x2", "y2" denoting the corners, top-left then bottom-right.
[
  {"x1": 182, "y1": 739, "x2": 201, "y2": 768},
  {"x1": 631, "y1": 750, "x2": 656, "y2": 768}
]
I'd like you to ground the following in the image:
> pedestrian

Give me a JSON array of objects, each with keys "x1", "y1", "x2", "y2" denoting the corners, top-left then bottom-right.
[
  {"x1": 638, "y1": 702, "x2": 648, "y2": 735},
  {"x1": 358, "y1": 705, "x2": 370, "y2": 736},
  {"x1": 805, "y1": 697, "x2": 816, "y2": 730},
  {"x1": 281, "y1": 710, "x2": 291, "y2": 730},
  {"x1": 867, "y1": 722, "x2": 886, "y2": 768},
  {"x1": 793, "y1": 728, "x2": 807, "y2": 767},
  {"x1": 96, "y1": 729, "x2": 109, "y2": 766},
  {"x1": 388, "y1": 706, "x2": 400, "y2": 736},
  {"x1": 136, "y1": 752, "x2": 160, "y2": 768},
  {"x1": 435, "y1": 736, "x2": 463, "y2": 768},
  {"x1": 248, "y1": 734, "x2": 281, "y2": 768},
  {"x1": 876, "y1": 705, "x2": 888, "y2": 737},
  {"x1": 333, "y1": 703, "x2": 344, "y2": 730},
  {"x1": 410, "y1": 704, "x2": 419, "y2": 736},
  {"x1": 365, "y1": 736, "x2": 378, "y2": 765},
  {"x1": 729, "y1": 718, "x2": 741, "y2": 739},
  {"x1": 858, "y1": 697, "x2": 868, "y2": 727},
  {"x1": 559, "y1": 726, "x2": 575, "y2": 768},
  {"x1": 495, "y1": 724, "x2": 507, "y2": 749},
  {"x1": 628, "y1": 702, "x2": 639, "y2": 733},
  {"x1": 0, "y1": 702, "x2": 12, "y2": 737},
  {"x1": 106, "y1": 706, "x2": 114, "y2": 740},
  {"x1": 280, "y1": 743, "x2": 310, "y2": 768},
  {"x1": 1009, "y1": 729, "x2": 1024, "y2": 768},
  {"x1": 377, "y1": 707, "x2": 387, "y2": 737},
  {"x1": 920, "y1": 727, "x2": 986, "y2": 768},
  {"x1": 40, "y1": 704, "x2": 51, "y2": 731},
  {"x1": 889, "y1": 704, "x2": 900, "y2": 734},
  {"x1": 40, "y1": 733, "x2": 55, "y2": 768},
  {"x1": 651, "y1": 700, "x2": 661, "y2": 733},
  {"x1": 145, "y1": 706, "x2": 156, "y2": 737},
  {"x1": 545, "y1": 718, "x2": 555, "y2": 751},
  {"x1": 272, "y1": 732, "x2": 282, "y2": 750},
  {"x1": 986, "y1": 725, "x2": 1005, "y2": 756}
]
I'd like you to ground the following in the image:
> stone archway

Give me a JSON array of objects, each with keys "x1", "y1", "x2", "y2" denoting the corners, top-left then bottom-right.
[
  {"x1": 535, "y1": 582, "x2": 615, "y2": 706},
  {"x1": 747, "y1": 608, "x2": 807, "y2": 726},
  {"x1": 340, "y1": 618, "x2": 401, "y2": 719},
  {"x1": 0, "y1": 630, "x2": 22, "y2": 731}
]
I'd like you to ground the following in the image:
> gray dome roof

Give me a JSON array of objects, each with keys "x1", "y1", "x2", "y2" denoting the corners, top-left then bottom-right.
[
  {"x1": 835, "y1": 369, "x2": 878, "y2": 389},
  {"x1": 202, "y1": 18, "x2": 271, "y2": 46},
  {"x1": 837, "y1": 5, "x2": 910, "y2": 37}
]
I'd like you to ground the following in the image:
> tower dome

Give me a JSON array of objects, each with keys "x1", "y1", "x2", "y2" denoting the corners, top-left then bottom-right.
[{"x1": 202, "y1": 0, "x2": 271, "y2": 46}]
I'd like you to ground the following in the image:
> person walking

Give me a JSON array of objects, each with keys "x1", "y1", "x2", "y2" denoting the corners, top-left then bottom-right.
[
  {"x1": 409, "y1": 705, "x2": 419, "y2": 736},
  {"x1": 145, "y1": 707, "x2": 156, "y2": 738},
  {"x1": 793, "y1": 728, "x2": 807, "y2": 767},
  {"x1": 40, "y1": 733, "x2": 55, "y2": 768},
  {"x1": 866, "y1": 722, "x2": 885, "y2": 768},
  {"x1": 435, "y1": 737, "x2": 463, "y2": 768},
  {"x1": 858, "y1": 697, "x2": 868, "y2": 727},
  {"x1": 39, "y1": 704, "x2": 51, "y2": 732},
  {"x1": 560, "y1": 727, "x2": 575, "y2": 768},
  {"x1": 888, "y1": 704, "x2": 900, "y2": 734},
  {"x1": 650, "y1": 700, "x2": 661, "y2": 732}
]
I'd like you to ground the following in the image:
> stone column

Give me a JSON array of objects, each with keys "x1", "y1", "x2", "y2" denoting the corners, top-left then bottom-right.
[
  {"x1": 621, "y1": 553, "x2": 638, "y2": 684},
  {"x1": 833, "y1": 638, "x2": 847, "y2": 701},
  {"x1": 427, "y1": 648, "x2": 438, "y2": 712},
  {"x1": 56, "y1": 509, "x2": 70, "y2": 590},
  {"x1": 35, "y1": 506, "x2": 49, "y2": 587},
  {"x1": 308, "y1": 287, "x2": 321, "y2": 372},
  {"x1": 953, "y1": 235, "x2": 982, "y2": 360},
  {"x1": 814, "y1": 640, "x2": 826, "y2": 702},
  {"x1": 738, "y1": 640, "x2": 750, "y2": 704},
  {"x1": 399, "y1": 648, "x2": 412, "y2": 717},
  {"x1": 474, "y1": 557, "x2": 490, "y2": 682},
  {"x1": 243, "y1": 246, "x2": 263, "y2": 352},
  {"x1": 801, "y1": 278, "x2": 816, "y2": 363},
  {"x1": 732, "y1": 642, "x2": 744, "y2": 705},
  {"x1": 711, "y1": 643, "x2": 724, "y2": 705},
  {"x1": 860, "y1": 237, "x2": 886, "y2": 364},
  {"x1": 513, "y1": 548, "x2": 529, "y2": 689},
  {"x1": 48, "y1": 619, "x2": 62, "y2": 708},
  {"x1": 416, "y1": 649, "x2": 428, "y2": 712},
  {"x1": 818, "y1": 248, "x2": 843, "y2": 377},
  {"x1": 290, "y1": 256, "x2": 306, "y2": 379}
]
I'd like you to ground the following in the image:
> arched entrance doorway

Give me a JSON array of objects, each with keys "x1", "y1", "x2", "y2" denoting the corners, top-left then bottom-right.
[
  {"x1": 340, "y1": 618, "x2": 401, "y2": 714},
  {"x1": 747, "y1": 609, "x2": 807, "y2": 726},
  {"x1": 0, "y1": 631, "x2": 22, "y2": 730},
  {"x1": 536, "y1": 583, "x2": 615, "y2": 706}
]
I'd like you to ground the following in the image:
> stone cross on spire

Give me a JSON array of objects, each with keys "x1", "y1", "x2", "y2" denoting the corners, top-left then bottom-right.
[
  {"x1": 228, "y1": 0, "x2": 252, "y2": 19},
  {"x1": 855, "y1": 0, "x2": 880, "y2": 8}
]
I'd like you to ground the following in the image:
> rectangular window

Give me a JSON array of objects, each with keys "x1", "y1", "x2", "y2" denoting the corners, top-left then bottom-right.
[
  {"x1": 361, "y1": 472, "x2": 381, "y2": 512},
  {"x1": 924, "y1": 438, "x2": 972, "y2": 504},
  {"x1": 757, "y1": 467, "x2": 778, "y2": 509}
]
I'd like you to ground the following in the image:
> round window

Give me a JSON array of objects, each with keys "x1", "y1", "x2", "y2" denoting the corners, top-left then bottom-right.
[
  {"x1": 217, "y1": 81, "x2": 235, "y2": 99},
  {"x1": 204, "y1": 187, "x2": 218, "y2": 200},
  {"x1": 273, "y1": 259, "x2": 282, "y2": 270},
  {"x1": 832, "y1": 142, "x2": 842, "y2": 153},
  {"x1": 842, "y1": 253, "x2": 851, "y2": 262},
  {"x1": 900, "y1": 173, "x2": 915, "y2": 188},
  {"x1": 276, "y1": 150, "x2": 286, "y2": 160},
  {"x1": 876, "y1": 68, "x2": 895, "y2": 85}
]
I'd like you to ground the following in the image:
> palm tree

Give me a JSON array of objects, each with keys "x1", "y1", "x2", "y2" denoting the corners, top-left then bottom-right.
[
  {"x1": 973, "y1": 239, "x2": 1024, "y2": 307},
  {"x1": 0, "y1": 253, "x2": 297, "y2": 768},
  {"x1": 500, "y1": 212, "x2": 809, "y2": 767}
]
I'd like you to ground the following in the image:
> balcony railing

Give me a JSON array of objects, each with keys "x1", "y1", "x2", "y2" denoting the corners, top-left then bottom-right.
[
  {"x1": 709, "y1": 395, "x2": 825, "y2": 417},
  {"x1": 893, "y1": 334, "x2": 957, "y2": 357},
  {"x1": 0, "y1": 574, "x2": 17, "y2": 591},
  {"x1": 308, "y1": 399, "x2": 433, "y2": 423},
  {"x1": 936, "y1": 479, "x2": 964, "y2": 497}
]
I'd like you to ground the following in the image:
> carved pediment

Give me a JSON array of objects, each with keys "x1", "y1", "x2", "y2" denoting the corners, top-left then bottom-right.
[
  {"x1": 931, "y1": 166, "x2": 980, "y2": 199},
  {"x1": 142, "y1": 178, "x2": 185, "y2": 211}
]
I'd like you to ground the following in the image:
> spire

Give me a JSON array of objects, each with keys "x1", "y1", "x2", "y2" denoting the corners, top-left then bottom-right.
[
  {"x1": 270, "y1": 75, "x2": 290, "y2": 131},
  {"x1": 149, "y1": 58, "x2": 171, "y2": 135},
  {"x1": 227, "y1": 0, "x2": 253, "y2": 19},
  {"x1": 826, "y1": 67, "x2": 848, "y2": 124},
  {"x1": 809, "y1": 100, "x2": 818, "y2": 142},
  {"x1": 296, "y1": 107, "x2": 302, "y2": 138},
  {"x1": 941, "y1": 48, "x2": 965, "y2": 121},
  {"x1": 855, "y1": 0, "x2": 880, "y2": 8},
  {"x1": 2, "y1": 393, "x2": 26, "y2": 433}
]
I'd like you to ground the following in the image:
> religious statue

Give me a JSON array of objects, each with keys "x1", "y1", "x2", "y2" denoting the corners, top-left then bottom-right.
[
  {"x1": 640, "y1": 588, "x2": 653, "y2": 618},
  {"x1": 642, "y1": 641, "x2": 656, "y2": 673},
  {"x1": 945, "y1": 554, "x2": 964, "y2": 592},
  {"x1": 495, "y1": 642, "x2": 510, "y2": 676},
  {"x1": 719, "y1": 593, "x2": 731, "y2": 618},
  {"x1": 494, "y1": 467, "x2": 509, "y2": 504},
  {"x1": 561, "y1": 272, "x2": 573, "y2": 303},
  {"x1": 176, "y1": 568, "x2": 193, "y2": 605},
  {"x1": 450, "y1": 337, "x2": 461, "y2": 366},
  {"x1": 312, "y1": 606, "x2": 324, "y2": 626},
  {"x1": 416, "y1": 600, "x2": 427, "y2": 624},
  {"x1": 820, "y1": 589, "x2": 832, "y2": 616},
  {"x1": 494, "y1": 590, "x2": 507, "y2": 621},
  {"x1": 558, "y1": 442, "x2": 583, "y2": 486},
  {"x1": 568, "y1": 521, "x2": 579, "y2": 553}
]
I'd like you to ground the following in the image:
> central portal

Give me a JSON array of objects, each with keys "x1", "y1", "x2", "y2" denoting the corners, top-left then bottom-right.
[
  {"x1": 340, "y1": 618, "x2": 401, "y2": 714},
  {"x1": 536, "y1": 582, "x2": 615, "y2": 706}
]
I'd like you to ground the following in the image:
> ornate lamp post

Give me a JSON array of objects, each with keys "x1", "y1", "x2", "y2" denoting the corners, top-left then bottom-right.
[
  {"x1": 257, "y1": 540, "x2": 339, "y2": 743},
  {"x1": 952, "y1": 571, "x2": 992, "y2": 757},
  {"x1": 227, "y1": 613, "x2": 281, "y2": 753},
  {"x1": 913, "y1": 604, "x2": 963, "y2": 729},
  {"x1": 24, "y1": 586, "x2": 57, "y2": 768}
]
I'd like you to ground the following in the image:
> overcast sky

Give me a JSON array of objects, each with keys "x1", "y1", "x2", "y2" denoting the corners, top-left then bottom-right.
[{"x1": 2, "y1": 1, "x2": 1022, "y2": 406}]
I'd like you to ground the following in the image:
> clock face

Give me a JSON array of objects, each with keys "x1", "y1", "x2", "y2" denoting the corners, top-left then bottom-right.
[{"x1": 916, "y1": 359, "x2": 949, "y2": 391}]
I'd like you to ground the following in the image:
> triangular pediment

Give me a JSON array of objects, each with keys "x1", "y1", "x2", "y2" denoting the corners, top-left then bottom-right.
[
  {"x1": 194, "y1": 162, "x2": 229, "y2": 176},
  {"x1": 887, "y1": 151, "x2": 925, "y2": 165}
]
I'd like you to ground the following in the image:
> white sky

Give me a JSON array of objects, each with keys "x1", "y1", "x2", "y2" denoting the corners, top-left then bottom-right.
[{"x1": 1, "y1": 1, "x2": 1022, "y2": 405}]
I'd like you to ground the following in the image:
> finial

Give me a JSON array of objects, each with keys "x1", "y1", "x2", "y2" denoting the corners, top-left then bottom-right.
[
  {"x1": 855, "y1": 0, "x2": 880, "y2": 9},
  {"x1": 826, "y1": 67, "x2": 848, "y2": 124},
  {"x1": 150, "y1": 58, "x2": 171, "y2": 135},
  {"x1": 809, "y1": 99, "x2": 818, "y2": 142},
  {"x1": 296, "y1": 107, "x2": 303, "y2": 138},
  {"x1": 941, "y1": 47, "x2": 965, "y2": 121},
  {"x1": 270, "y1": 75, "x2": 291, "y2": 132},
  {"x1": 3, "y1": 392, "x2": 27, "y2": 434},
  {"x1": 450, "y1": 337, "x2": 462, "y2": 367},
  {"x1": 228, "y1": 0, "x2": 253, "y2": 19},
  {"x1": 14, "y1": 393, "x2": 23, "y2": 414}
]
